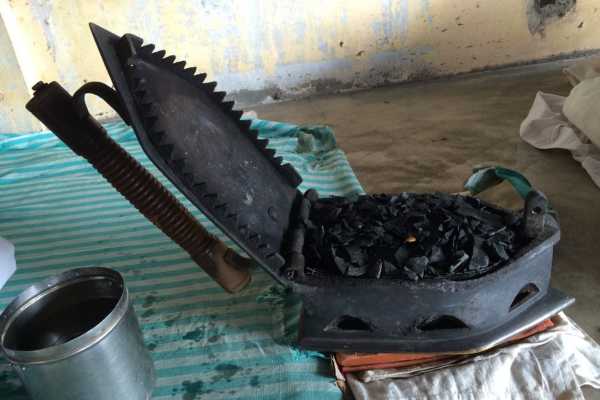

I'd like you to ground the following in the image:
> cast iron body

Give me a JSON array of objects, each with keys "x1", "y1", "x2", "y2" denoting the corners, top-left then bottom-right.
[
  {"x1": 27, "y1": 23, "x2": 574, "y2": 353},
  {"x1": 293, "y1": 194, "x2": 570, "y2": 352}
]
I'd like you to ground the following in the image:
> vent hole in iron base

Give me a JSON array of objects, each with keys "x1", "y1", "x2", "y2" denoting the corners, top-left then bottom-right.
[
  {"x1": 510, "y1": 283, "x2": 540, "y2": 311},
  {"x1": 418, "y1": 315, "x2": 469, "y2": 331},
  {"x1": 324, "y1": 315, "x2": 374, "y2": 332}
]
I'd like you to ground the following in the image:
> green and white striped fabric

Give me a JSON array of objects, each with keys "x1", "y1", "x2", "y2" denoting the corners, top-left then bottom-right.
[{"x1": 0, "y1": 119, "x2": 363, "y2": 399}]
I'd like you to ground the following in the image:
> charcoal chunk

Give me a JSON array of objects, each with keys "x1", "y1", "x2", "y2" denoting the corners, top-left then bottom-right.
[
  {"x1": 383, "y1": 261, "x2": 398, "y2": 274},
  {"x1": 469, "y1": 239, "x2": 490, "y2": 271},
  {"x1": 407, "y1": 256, "x2": 429, "y2": 278},
  {"x1": 346, "y1": 263, "x2": 368, "y2": 277},
  {"x1": 486, "y1": 241, "x2": 510, "y2": 261},
  {"x1": 449, "y1": 251, "x2": 469, "y2": 273},
  {"x1": 302, "y1": 192, "x2": 526, "y2": 281},
  {"x1": 344, "y1": 246, "x2": 367, "y2": 266},
  {"x1": 394, "y1": 246, "x2": 410, "y2": 265},
  {"x1": 402, "y1": 266, "x2": 420, "y2": 281},
  {"x1": 368, "y1": 258, "x2": 384, "y2": 279},
  {"x1": 429, "y1": 246, "x2": 445, "y2": 264},
  {"x1": 333, "y1": 254, "x2": 348, "y2": 275}
]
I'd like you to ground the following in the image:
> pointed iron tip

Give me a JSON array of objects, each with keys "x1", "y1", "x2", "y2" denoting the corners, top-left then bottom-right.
[
  {"x1": 89, "y1": 22, "x2": 127, "y2": 45},
  {"x1": 89, "y1": 22, "x2": 121, "y2": 50},
  {"x1": 89, "y1": 22, "x2": 107, "y2": 35}
]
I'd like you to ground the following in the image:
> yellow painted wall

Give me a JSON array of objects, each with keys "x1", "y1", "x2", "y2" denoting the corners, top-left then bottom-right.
[
  {"x1": 1, "y1": 0, "x2": 599, "y2": 132},
  {"x1": 0, "y1": 13, "x2": 38, "y2": 132}
]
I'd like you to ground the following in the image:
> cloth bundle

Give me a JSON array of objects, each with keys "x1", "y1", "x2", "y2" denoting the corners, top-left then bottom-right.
[
  {"x1": 339, "y1": 314, "x2": 600, "y2": 400},
  {"x1": 520, "y1": 57, "x2": 600, "y2": 188}
]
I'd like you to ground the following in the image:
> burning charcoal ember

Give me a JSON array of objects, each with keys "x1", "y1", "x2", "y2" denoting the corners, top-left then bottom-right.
[{"x1": 303, "y1": 193, "x2": 527, "y2": 281}]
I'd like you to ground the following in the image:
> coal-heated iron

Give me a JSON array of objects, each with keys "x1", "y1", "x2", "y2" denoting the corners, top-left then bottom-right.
[{"x1": 26, "y1": 23, "x2": 574, "y2": 353}]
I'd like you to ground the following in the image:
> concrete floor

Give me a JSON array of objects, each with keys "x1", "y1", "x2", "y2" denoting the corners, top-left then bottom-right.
[{"x1": 255, "y1": 61, "x2": 600, "y2": 396}]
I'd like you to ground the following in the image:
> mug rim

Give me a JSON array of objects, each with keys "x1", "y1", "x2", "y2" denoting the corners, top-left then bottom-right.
[{"x1": 0, "y1": 267, "x2": 128, "y2": 364}]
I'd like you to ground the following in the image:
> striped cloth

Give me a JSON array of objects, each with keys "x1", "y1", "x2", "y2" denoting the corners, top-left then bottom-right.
[{"x1": 0, "y1": 119, "x2": 363, "y2": 399}]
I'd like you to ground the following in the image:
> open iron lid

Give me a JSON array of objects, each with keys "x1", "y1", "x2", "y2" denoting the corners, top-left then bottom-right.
[{"x1": 89, "y1": 23, "x2": 302, "y2": 284}]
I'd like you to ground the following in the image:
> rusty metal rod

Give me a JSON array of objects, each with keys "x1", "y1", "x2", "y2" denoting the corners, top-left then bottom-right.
[{"x1": 26, "y1": 81, "x2": 251, "y2": 293}]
